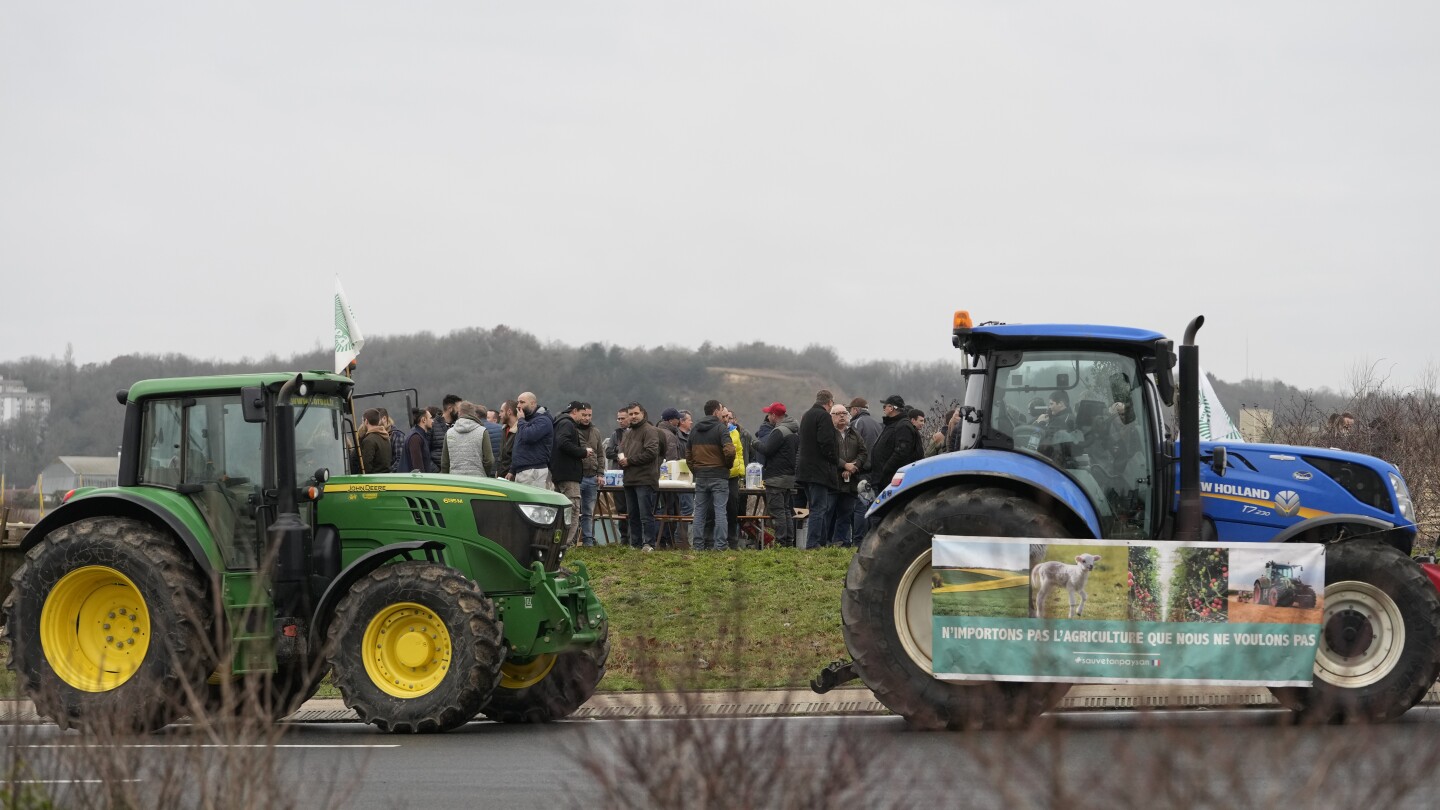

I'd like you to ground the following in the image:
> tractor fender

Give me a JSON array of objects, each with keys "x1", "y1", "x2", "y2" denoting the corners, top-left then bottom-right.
[
  {"x1": 19, "y1": 492, "x2": 219, "y2": 576},
  {"x1": 867, "y1": 449, "x2": 1102, "y2": 539},
  {"x1": 1269, "y1": 514, "x2": 1412, "y2": 555},
  {"x1": 307, "y1": 539, "x2": 448, "y2": 653}
]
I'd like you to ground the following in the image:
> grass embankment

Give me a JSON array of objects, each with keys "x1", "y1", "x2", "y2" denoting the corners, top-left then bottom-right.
[
  {"x1": 0, "y1": 548, "x2": 855, "y2": 700},
  {"x1": 570, "y1": 546, "x2": 853, "y2": 691}
]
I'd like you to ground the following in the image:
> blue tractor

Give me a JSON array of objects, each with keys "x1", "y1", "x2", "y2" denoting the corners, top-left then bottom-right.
[{"x1": 820, "y1": 314, "x2": 1440, "y2": 728}]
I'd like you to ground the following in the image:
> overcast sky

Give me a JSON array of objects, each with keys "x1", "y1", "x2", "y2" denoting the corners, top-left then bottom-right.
[{"x1": 3, "y1": 3, "x2": 1436, "y2": 391}]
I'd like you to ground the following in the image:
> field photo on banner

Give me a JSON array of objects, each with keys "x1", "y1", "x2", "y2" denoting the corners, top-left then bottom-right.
[{"x1": 931, "y1": 541, "x2": 1030, "y2": 618}]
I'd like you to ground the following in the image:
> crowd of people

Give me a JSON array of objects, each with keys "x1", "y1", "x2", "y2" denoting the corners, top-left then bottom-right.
[{"x1": 354, "y1": 388, "x2": 941, "y2": 552}]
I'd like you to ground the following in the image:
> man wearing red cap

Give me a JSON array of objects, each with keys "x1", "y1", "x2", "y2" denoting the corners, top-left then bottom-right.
[{"x1": 758, "y1": 402, "x2": 800, "y2": 547}]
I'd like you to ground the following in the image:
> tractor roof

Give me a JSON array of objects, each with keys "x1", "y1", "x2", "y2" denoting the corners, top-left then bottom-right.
[
  {"x1": 967, "y1": 323, "x2": 1166, "y2": 342},
  {"x1": 955, "y1": 323, "x2": 1168, "y2": 353},
  {"x1": 124, "y1": 371, "x2": 354, "y2": 403}
]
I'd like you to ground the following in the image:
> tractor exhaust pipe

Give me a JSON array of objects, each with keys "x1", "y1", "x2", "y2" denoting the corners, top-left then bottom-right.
[
  {"x1": 270, "y1": 374, "x2": 310, "y2": 618},
  {"x1": 1175, "y1": 316, "x2": 1205, "y2": 542}
]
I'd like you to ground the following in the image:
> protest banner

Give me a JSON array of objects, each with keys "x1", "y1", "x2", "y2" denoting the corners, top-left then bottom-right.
[{"x1": 931, "y1": 536, "x2": 1324, "y2": 686}]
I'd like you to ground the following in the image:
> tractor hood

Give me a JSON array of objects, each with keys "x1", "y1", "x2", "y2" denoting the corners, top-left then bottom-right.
[
  {"x1": 321, "y1": 473, "x2": 570, "y2": 508},
  {"x1": 318, "y1": 473, "x2": 573, "y2": 572},
  {"x1": 1184, "y1": 439, "x2": 1414, "y2": 540}
]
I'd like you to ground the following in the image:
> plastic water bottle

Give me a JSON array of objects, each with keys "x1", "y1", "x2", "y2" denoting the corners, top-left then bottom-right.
[
  {"x1": 660, "y1": 460, "x2": 673, "y2": 481},
  {"x1": 745, "y1": 462, "x2": 763, "y2": 489}
]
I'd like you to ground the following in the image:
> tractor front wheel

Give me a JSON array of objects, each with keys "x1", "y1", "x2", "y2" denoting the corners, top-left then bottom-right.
[
  {"x1": 1270, "y1": 541, "x2": 1440, "y2": 723},
  {"x1": 843, "y1": 486, "x2": 1072, "y2": 730},
  {"x1": 1, "y1": 517, "x2": 213, "y2": 732},
  {"x1": 481, "y1": 625, "x2": 609, "y2": 724},
  {"x1": 327, "y1": 562, "x2": 503, "y2": 733}
]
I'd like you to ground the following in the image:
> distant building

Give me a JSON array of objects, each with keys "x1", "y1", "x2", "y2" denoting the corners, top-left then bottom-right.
[
  {"x1": 1238, "y1": 407, "x2": 1273, "y2": 444},
  {"x1": 39, "y1": 456, "x2": 120, "y2": 494},
  {"x1": 0, "y1": 377, "x2": 50, "y2": 423}
]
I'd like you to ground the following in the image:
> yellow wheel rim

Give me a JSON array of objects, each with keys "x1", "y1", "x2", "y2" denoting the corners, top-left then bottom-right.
[
  {"x1": 361, "y1": 602, "x2": 452, "y2": 698},
  {"x1": 499, "y1": 654, "x2": 556, "y2": 689},
  {"x1": 39, "y1": 565, "x2": 152, "y2": 693}
]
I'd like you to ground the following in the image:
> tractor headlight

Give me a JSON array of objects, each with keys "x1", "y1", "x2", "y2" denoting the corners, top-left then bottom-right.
[
  {"x1": 517, "y1": 503, "x2": 559, "y2": 526},
  {"x1": 564, "y1": 506, "x2": 574, "y2": 527},
  {"x1": 1390, "y1": 472, "x2": 1415, "y2": 523}
]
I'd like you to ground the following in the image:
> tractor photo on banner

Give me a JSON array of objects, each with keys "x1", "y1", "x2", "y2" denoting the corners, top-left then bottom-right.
[{"x1": 931, "y1": 536, "x2": 1325, "y2": 686}]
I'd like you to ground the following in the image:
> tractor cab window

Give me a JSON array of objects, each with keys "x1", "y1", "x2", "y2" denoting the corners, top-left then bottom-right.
[
  {"x1": 139, "y1": 395, "x2": 265, "y2": 568},
  {"x1": 139, "y1": 400, "x2": 184, "y2": 487},
  {"x1": 986, "y1": 350, "x2": 1155, "y2": 539},
  {"x1": 291, "y1": 395, "x2": 346, "y2": 485}
]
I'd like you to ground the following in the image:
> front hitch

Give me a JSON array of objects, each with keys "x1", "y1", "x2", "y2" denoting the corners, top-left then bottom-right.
[{"x1": 810, "y1": 659, "x2": 859, "y2": 694}]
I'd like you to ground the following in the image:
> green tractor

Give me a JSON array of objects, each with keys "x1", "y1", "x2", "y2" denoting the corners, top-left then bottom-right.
[
  {"x1": 2, "y1": 371, "x2": 608, "y2": 733},
  {"x1": 1254, "y1": 561, "x2": 1319, "y2": 609}
]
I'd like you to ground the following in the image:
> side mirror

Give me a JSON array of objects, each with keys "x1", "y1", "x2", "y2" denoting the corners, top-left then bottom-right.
[
  {"x1": 1210, "y1": 446, "x2": 1227, "y2": 477},
  {"x1": 241, "y1": 387, "x2": 267, "y2": 423}
]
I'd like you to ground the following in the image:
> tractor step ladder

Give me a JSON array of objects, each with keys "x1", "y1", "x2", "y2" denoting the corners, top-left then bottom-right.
[{"x1": 222, "y1": 572, "x2": 275, "y2": 674}]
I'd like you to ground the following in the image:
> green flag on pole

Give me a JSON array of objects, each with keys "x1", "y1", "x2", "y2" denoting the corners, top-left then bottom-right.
[{"x1": 334, "y1": 277, "x2": 366, "y2": 374}]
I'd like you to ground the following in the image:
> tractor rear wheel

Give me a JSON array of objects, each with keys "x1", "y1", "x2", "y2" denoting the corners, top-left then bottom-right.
[
  {"x1": 481, "y1": 624, "x2": 609, "y2": 724},
  {"x1": 327, "y1": 561, "x2": 503, "y2": 733},
  {"x1": 1, "y1": 517, "x2": 213, "y2": 732},
  {"x1": 843, "y1": 485, "x2": 1072, "y2": 730},
  {"x1": 1270, "y1": 541, "x2": 1440, "y2": 723},
  {"x1": 1273, "y1": 585, "x2": 1295, "y2": 608}
]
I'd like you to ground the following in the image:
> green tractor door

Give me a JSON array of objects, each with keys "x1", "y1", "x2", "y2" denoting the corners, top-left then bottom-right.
[{"x1": 137, "y1": 394, "x2": 267, "y2": 569}]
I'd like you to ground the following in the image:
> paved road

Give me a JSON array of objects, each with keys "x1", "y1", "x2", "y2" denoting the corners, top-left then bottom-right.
[{"x1": 7, "y1": 707, "x2": 1440, "y2": 809}]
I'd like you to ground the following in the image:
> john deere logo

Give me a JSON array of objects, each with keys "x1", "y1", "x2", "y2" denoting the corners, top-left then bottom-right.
[{"x1": 1275, "y1": 490, "x2": 1302, "y2": 517}]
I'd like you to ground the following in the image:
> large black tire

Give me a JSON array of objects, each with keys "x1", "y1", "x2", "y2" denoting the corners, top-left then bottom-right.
[
  {"x1": 327, "y1": 561, "x2": 503, "y2": 733},
  {"x1": 481, "y1": 625, "x2": 610, "y2": 724},
  {"x1": 1297, "y1": 589, "x2": 1318, "y2": 610},
  {"x1": 1270, "y1": 541, "x2": 1440, "y2": 723},
  {"x1": 1273, "y1": 584, "x2": 1295, "y2": 608},
  {"x1": 842, "y1": 485, "x2": 1072, "y2": 730},
  {"x1": 1, "y1": 517, "x2": 213, "y2": 732}
]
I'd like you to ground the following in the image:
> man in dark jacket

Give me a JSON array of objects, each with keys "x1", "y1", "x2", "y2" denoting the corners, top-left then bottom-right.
[
  {"x1": 575, "y1": 406, "x2": 605, "y2": 547},
  {"x1": 510, "y1": 391, "x2": 554, "y2": 489},
  {"x1": 479, "y1": 403, "x2": 504, "y2": 460},
  {"x1": 428, "y1": 395, "x2": 461, "y2": 471},
  {"x1": 831, "y1": 404, "x2": 869, "y2": 548},
  {"x1": 498, "y1": 400, "x2": 518, "y2": 479},
  {"x1": 868, "y1": 395, "x2": 920, "y2": 493},
  {"x1": 757, "y1": 402, "x2": 800, "y2": 547},
  {"x1": 655, "y1": 406, "x2": 688, "y2": 548},
  {"x1": 398, "y1": 408, "x2": 434, "y2": 473},
  {"x1": 358, "y1": 408, "x2": 392, "y2": 474},
  {"x1": 795, "y1": 389, "x2": 839, "y2": 549},
  {"x1": 618, "y1": 402, "x2": 664, "y2": 551},
  {"x1": 846, "y1": 397, "x2": 882, "y2": 541},
  {"x1": 686, "y1": 399, "x2": 735, "y2": 551},
  {"x1": 551, "y1": 401, "x2": 590, "y2": 547},
  {"x1": 848, "y1": 398, "x2": 882, "y2": 454}
]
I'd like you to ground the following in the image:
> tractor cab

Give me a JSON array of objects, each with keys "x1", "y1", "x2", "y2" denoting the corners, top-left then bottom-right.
[
  {"x1": 944, "y1": 313, "x2": 1178, "y2": 540},
  {"x1": 1268, "y1": 562, "x2": 1302, "y2": 580}
]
